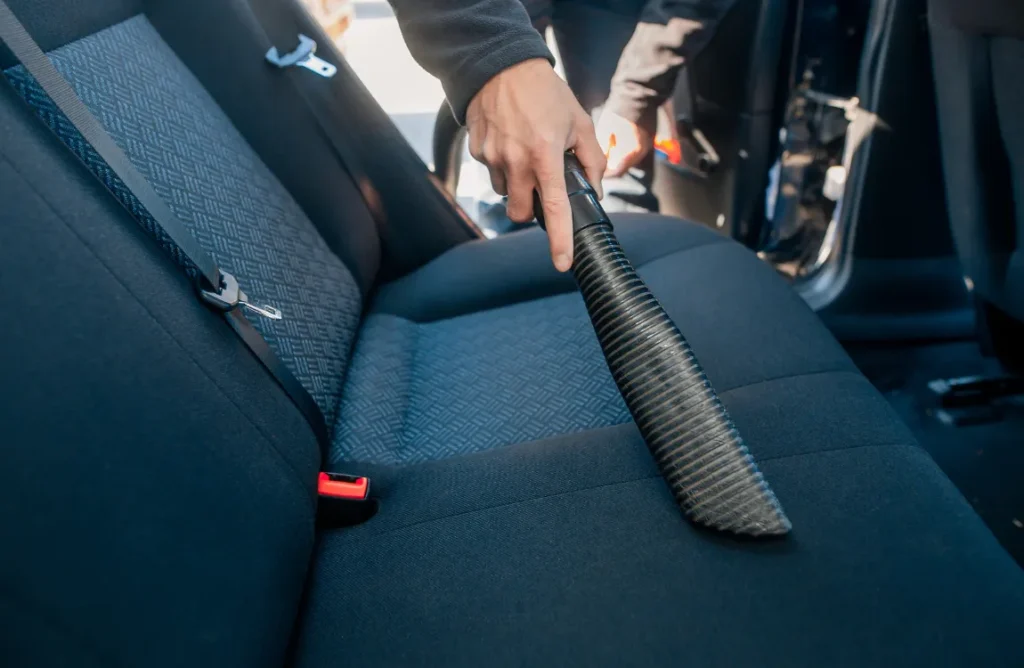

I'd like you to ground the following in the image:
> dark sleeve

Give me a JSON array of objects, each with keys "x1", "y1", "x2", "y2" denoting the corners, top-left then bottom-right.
[
  {"x1": 389, "y1": 0, "x2": 554, "y2": 123},
  {"x1": 604, "y1": 0, "x2": 736, "y2": 131}
]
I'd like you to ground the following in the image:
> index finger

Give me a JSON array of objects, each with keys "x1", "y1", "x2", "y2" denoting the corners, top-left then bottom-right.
[{"x1": 535, "y1": 151, "x2": 573, "y2": 272}]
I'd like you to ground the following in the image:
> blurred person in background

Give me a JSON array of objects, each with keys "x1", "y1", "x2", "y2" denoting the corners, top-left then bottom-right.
[{"x1": 523, "y1": 0, "x2": 736, "y2": 212}]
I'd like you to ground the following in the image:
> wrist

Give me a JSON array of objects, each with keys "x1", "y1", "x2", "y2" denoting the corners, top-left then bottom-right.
[
  {"x1": 467, "y1": 58, "x2": 553, "y2": 120},
  {"x1": 448, "y1": 42, "x2": 553, "y2": 124}
]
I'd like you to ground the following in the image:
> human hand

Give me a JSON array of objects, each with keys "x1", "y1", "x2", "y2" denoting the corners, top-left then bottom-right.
[
  {"x1": 596, "y1": 109, "x2": 653, "y2": 178},
  {"x1": 466, "y1": 58, "x2": 606, "y2": 272}
]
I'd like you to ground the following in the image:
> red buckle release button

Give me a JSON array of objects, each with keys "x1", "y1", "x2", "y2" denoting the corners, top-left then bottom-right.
[{"x1": 318, "y1": 472, "x2": 369, "y2": 500}]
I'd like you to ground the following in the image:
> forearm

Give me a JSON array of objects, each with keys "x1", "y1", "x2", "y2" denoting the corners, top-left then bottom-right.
[
  {"x1": 389, "y1": 0, "x2": 553, "y2": 123},
  {"x1": 605, "y1": 0, "x2": 736, "y2": 130}
]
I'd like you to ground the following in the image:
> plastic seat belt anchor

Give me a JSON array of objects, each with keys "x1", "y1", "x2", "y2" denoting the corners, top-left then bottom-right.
[{"x1": 265, "y1": 34, "x2": 337, "y2": 78}]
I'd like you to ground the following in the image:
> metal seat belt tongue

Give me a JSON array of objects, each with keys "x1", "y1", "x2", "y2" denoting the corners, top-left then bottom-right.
[{"x1": 200, "y1": 270, "x2": 283, "y2": 321}]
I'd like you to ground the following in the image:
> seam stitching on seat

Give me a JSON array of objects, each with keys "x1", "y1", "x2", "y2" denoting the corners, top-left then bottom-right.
[
  {"x1": 386, "y1": 234, "x2": 730, "y2": 323},
  {"x1": 359, "y1": 442, "x2": 922, "y2": 536},
  {"x1": 633, "y1": 234, "x2": 730, "y2": 269},
  {"x1": 593, "y1": 368, "x2": 864, "y2": 431},
  {"x1": 718, "y1": 367, "x2": 863, "y2": 395},
  {"x1": 0, "y1": 151, "x2": 316, "y2": 512},
  {"x1": 342, "y1": 366, "x2": 867, "y2": 468},
  {"x1": 362, "y1": 473, "x2": 664, "y2": 536},
  {"x1": 757, "y1": 440, "x2": 917, "y2": 465}
]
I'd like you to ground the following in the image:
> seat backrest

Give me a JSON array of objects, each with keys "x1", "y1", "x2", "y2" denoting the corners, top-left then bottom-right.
[
  {"x1": 0, "y1": 0, "x2": 389, "y2": 663},
  {"x1": 928, "y1": 0, "x2": 1024, "y2": 324}
]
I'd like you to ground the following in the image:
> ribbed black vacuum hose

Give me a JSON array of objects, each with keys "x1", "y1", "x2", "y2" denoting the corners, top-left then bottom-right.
[{"x1": 537, "y1": 154, "x2": 791, "y2": 537}]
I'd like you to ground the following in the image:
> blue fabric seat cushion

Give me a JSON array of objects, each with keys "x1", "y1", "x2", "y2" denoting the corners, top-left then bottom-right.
[
  {"x1": 299, "y1": 369, "x2": 1024, "y2": 667},
  {"x1": 332, "y1": 215, "x2": 857, "y2": 465}
]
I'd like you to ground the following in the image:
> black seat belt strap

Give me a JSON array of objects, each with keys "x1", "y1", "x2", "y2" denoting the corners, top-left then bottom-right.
[{"x1": 0, "y1": 1, "x2": 330, "y2": 454}]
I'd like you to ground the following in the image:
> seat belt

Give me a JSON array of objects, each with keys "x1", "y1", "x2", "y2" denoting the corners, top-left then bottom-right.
[{"x1": 0, "y1": 1, "x2": 330, "y2": 455}]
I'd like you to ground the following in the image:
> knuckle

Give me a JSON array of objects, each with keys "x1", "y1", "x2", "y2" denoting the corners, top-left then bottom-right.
[
  {"x1": 482, "y1": 144, "x2": 501, "y2": 167},
  {"x1": 503, "y1": 144, "x2": 528, "y2": 170},
  {"x1": 543, "y1": 197, "x2": 569, "y2": 214},
  {"x1": 542, "y1": 194, "x2": 569, "y2": 218},
  {"x1": 534, "y1": 158, "x2": 560, "y2": 180},
  {"x1": 506, "y1": 176, "x2": 530, "y2": 198},
  {"x1": 468, "y1": 141, "x2": 484, "y2": 162}
]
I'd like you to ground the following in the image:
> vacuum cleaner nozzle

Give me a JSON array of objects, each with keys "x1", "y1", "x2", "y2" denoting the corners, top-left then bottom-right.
[{"x1": 535, "y1": 153, "x2": 791, "y2": 537}]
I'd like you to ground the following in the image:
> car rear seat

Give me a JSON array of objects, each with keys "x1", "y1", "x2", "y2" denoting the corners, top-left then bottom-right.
[{"x1": 1, "y1": 0, "x2": 1022, "y2": 666}]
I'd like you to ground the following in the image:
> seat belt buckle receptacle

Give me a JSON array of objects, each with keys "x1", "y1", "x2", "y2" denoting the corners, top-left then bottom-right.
[
  {"x1": 317, "y1": 472, "x2": 376, "y2": 527},
  {"x1": 318, "y1": 472, "x2": 369, "y2": 500}
]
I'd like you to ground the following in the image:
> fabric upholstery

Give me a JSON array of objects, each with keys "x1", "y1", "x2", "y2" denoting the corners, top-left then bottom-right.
[
  {"x1": 334, "y1": 294, "x2": 630, "y2": 464},
  {"x1": 334, "y1": 216, "x2": 854, "y2": 465},
  {"x1": 3, "y1": 1, "x2": 1024, "y2": 666},
  {"x1": 147, "y1": 0, "x2": 385, "y2": 293},
  {"x1": 334, "y1": 370, "x2": 916, "y2": 531},
  {"x1": 4, "y1": 16, "x2": 362, "y2": 425},
  {"x1": 0, "y1": 81, "x2": 318, "y2": 668},
  {"x1": 371, "y1": 213, "x2": 727, "y2": 322},
  {"x1": 0, "y1": 0, "x2": 141, "y2": 68},
  {"x1": 298, "y1": 384, "x2": 1024, "y2": 667}
]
